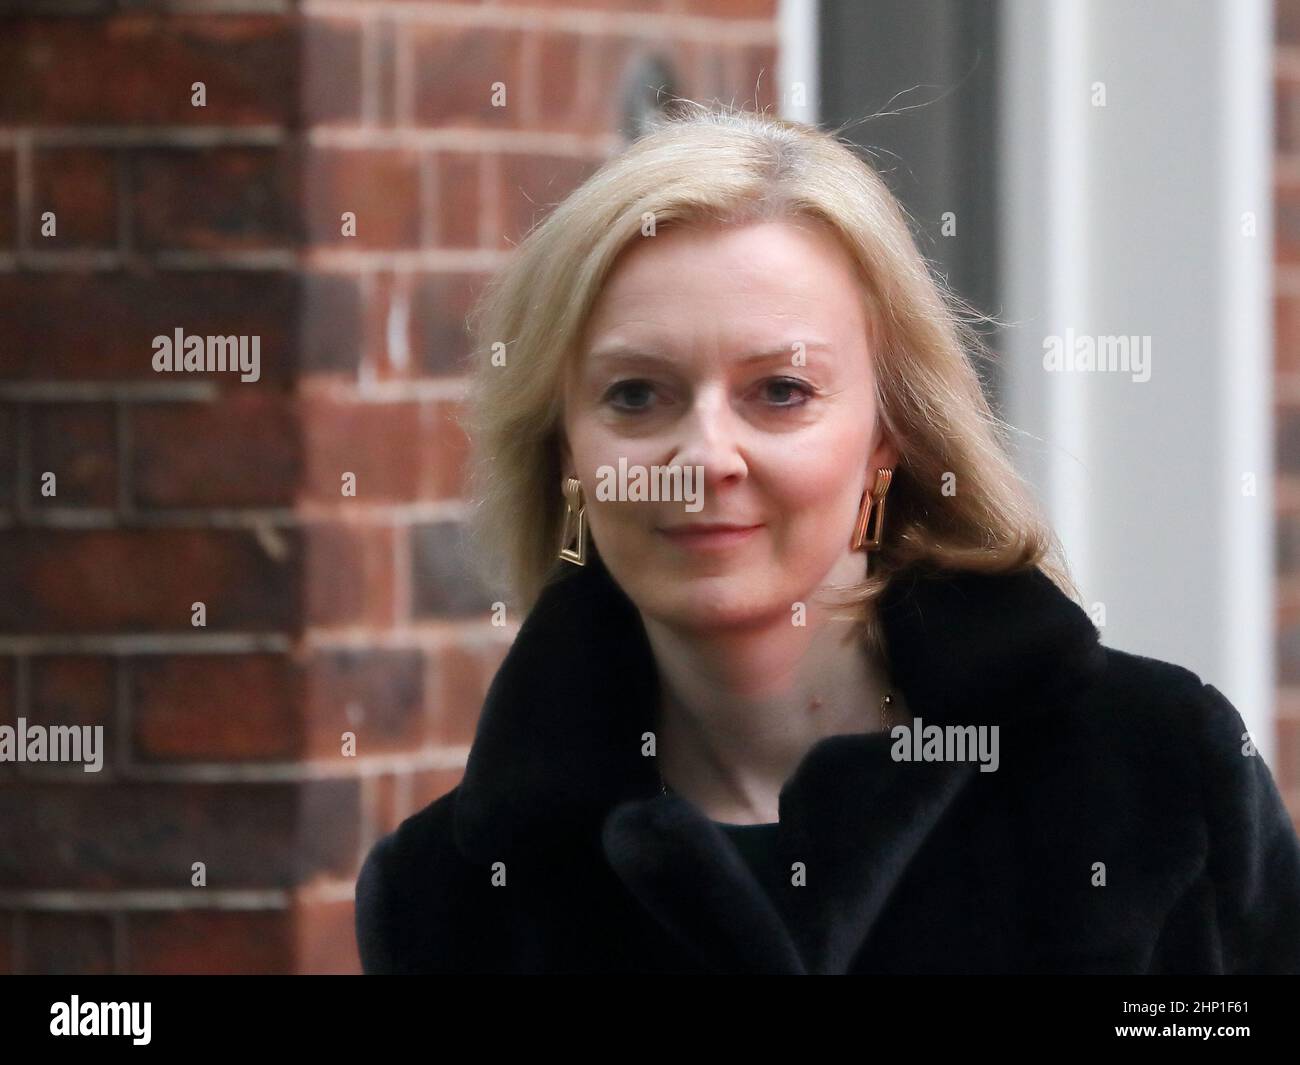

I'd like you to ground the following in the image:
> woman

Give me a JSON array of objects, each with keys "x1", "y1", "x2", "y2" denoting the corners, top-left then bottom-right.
[{"x1": 355, "y1": 102, "x2": 1300, "y2": 974}]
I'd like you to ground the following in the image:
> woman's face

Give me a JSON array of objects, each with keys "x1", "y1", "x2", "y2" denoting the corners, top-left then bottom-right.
[{"x1": 560, "y1": 218, "x2": 898, "y2": 632}]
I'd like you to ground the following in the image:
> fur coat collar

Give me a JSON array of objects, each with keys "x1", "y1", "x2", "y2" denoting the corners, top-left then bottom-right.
[{"x1": 450, "y1": 553, "x2": 1110, "y2": 973}]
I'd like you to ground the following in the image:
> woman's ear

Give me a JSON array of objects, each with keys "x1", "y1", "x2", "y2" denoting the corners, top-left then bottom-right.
[
  {"x1": 558, "y1": 434, "x2": 574, "y2": 481},
  {"x1": 870, "y1": 434, "x2": 900, "y2": 474}
]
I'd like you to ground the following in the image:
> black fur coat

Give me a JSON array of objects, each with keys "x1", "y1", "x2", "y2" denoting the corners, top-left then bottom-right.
[{"x1": 355, "y1": 554, "x2": 1300, "y2": 974}]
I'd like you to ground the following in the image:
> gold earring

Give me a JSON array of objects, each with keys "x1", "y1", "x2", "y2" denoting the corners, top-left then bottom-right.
[
  {"x1": 558, "y1": 476, "x2": 588, "y2": 566},
  {"x1": 851, "y1": 467, "x2": 893, "y2": 552}
]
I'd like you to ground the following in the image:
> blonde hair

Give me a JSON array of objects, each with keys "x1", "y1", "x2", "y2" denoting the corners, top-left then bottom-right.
[{"x1": 462, "y1": 100, "x2": 1077, "y2": 654}]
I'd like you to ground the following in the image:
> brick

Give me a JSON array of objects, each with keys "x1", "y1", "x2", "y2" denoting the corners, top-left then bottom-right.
[
  {"x1": 0, "y1": 658, "x2": 15, "y2": 783},
  {"x1": 20, "y1": 913, "x2": 115, "y2": 975},
  {"x1": 534, "y1": 31, "x2": 582, "y2": 130},
  {"x1": 498, "y1": 0, "x2": 666, "y2": 11},
  {"x1": 0, "y1": 407, "x2": 14, "y2": 511},
  {"x1": 410, "y1": 521, "x2": 500, "y2": 618},
  {"x1": 27, "y1": 403, "x2": 118, "y2": 508},
  {"x1": 430, "y1": 641, "x2": 492, "y2": 745},
  {"x1": 368, "y1": 272, "x2": 485, "y2": 383},
  {"x1": 581, "y1": 34, "x2": 643, "y2": 135},
  {"x1": 30, "y1": 655, "x2": 114, "y2": 731},
  {"x1": 129, "y1": 146, "x2": 299, "y2": 252},
  {"x1": 21, "y1": 656, "x2": 113, "y2": 777},
  {"x1": 1280, "y1": 406, "x2": 1300, "y2": 477},
  {"x1": 30, "y1": 147, "x2": 117, "y2": 249},
  {"x1": 129, "y1": 899, "x2": 361, "y2": 974},
  {"x1": 1280, "y1": 176, "x2": 1300, "y2": 266},
  {"x1": 367, "y1": 18, "x2": 399, "y2": 127},
  {"x1": 128, "y1": 909, "x2": 292, "y2": 974},
  {"x1": 0, "y1": 528, "x2": 302, "y2": 634},
  {"x1": 131, "y1": 391, "x2": 301, "y2": 508},
  {"x1": 4, "y1": 0, "x2": 111, "y2": 11},
  {"x1": 0, "y1": 780, "x2": 359, "y2": 890},
  {"x1": 497, "y1": 152, "x2": 597, "y2": 248},
  {"x1": 305, "y1": 648, "x2": 426, "y2": 759},
  {"x1": 132, "y1": 654, "x2": 303, "y2": 762},
  {"x1": 680, "y1": 0, "x2": 776, "y2": 15},
  {"x1": 1280, "y1": 619, "x2": 1300, "y2": 685},
  {"x1": 362, "y1": 271, "x2": 416, "y2": 380},
  {"x1": 733, "y1": 44, "x2": 780, "y2": 111},
  {"x1": 302, "y1": 397, "x2": 416, "y2": 501},
  {"x1": 303, "y1": 16, "x2": 362, "y2": 125},
  {"x1": 407, "y1": 766, "x2": 466, "y2": 817},
  {"x1": 0, "y1": 658, "x2": 14, "y2": 726},
  {"x1": 369, "y1": 771, "x2": 402, "y2": 838},
  {"x1": 1279, "y1": 73, "x2": 1300, "y2": 155},
  {"x1": 302, "y1": 522, "x2": 396, "y2": 627},
  {"x1": 301, "y1": 272, "x2": 363, "y2": 375},
  {"x1": 1277, "y1": 291, "x2": 1300, "y2": 375},
  {"x1": 0, "y1": 149, "x2": 13, "y2": 249},
  {"x1": 301, "y1": 396, "x2": 467, "y2": 502},
  {"x1": 0, "y1": 272, "x2": 296, "y2": 383},
  {"x1": 1278, "y1": 716, "x2": 1300, "y2": 792},
  {"x1": 0, "y1": 16, "x2": 298, "y2": 127},
  {"x1": 435, "y1": 152, "x2": 481, "y2": 248},
  {"x1": 293, "y1": 896, "x2": 360, "y2": 974},
  {"x1": 305, "y1": 148, "x2": 420, "y2": 249},
  {"x1": 0, "y1": 913, "x2": 11, "y2": 974},
  {"x1": 1282, "y1": 0, "x2": 1300, "y2": 45},
  {"x1": 1279, "y1": 583, "x2": 1300, "y2": 630},
  {"x1": 427, "y1": 401, "x2": 470, "y2": 497},
  {"x1": 1279, "y1": 511, "x2": 1300, "y2": 575},
  {"x1": 124, "y1": 644, "x2": 423, "y2": 764},
  {"x1": 411, "y1": 272, "x2": 485, "y2": 376},
  {"x1": 410, "y1": 25, "x2": 524, "y2": 129}
]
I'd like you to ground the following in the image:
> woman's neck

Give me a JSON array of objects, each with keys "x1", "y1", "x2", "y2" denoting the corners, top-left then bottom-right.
[{"x1": 641, "y1": 606, "x2": 895, "y2": 825}]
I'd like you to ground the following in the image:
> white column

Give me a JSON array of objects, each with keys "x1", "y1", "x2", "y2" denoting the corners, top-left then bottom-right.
[
  {"x1": 777, "y1": 0, "x2": 819, "y2": 125},
  {"x1": 999, "y1": 0, "x2": 1274, "y2": 761}
]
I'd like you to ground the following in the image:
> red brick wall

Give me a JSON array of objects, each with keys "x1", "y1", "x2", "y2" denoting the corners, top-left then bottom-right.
[
  {"x1": 1279, "y1": 1, "x2": 1300, "y2": 823},
  {"x1": 0, "y1": 0, "x2": 778, "y2": 973}
]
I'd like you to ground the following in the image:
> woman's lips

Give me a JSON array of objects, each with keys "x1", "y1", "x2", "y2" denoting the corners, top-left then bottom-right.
[{"x1": 655, "y1": 523, "x2": 764, "y2": 549}]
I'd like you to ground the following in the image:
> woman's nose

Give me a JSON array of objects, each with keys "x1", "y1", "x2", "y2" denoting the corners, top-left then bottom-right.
[{"x1": 667, "y1": 386, "x2": 748, "y2": 485}]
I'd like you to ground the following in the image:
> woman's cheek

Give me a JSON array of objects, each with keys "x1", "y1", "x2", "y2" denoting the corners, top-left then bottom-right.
[{"x1": 768, "y1": 464, "x2": 851, "y2": 514}]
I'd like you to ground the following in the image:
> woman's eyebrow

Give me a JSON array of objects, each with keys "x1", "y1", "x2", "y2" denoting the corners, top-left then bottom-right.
[{"x1": 587, "y1": 341, "x2": 834, "y2": 365}]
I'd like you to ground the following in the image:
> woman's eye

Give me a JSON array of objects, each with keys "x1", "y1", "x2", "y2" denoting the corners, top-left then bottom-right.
[
  {"x1": 602, "y1": 377, "x2": 814, "y2": 414},
  {"x1": 603, "y1": 380, "x2": 657, "y2": 412},
  {"x1": 759, "y1": 377, "x2": 815, "y2": 406}
]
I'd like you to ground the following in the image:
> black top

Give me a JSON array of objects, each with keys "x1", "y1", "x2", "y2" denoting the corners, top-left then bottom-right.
[{"x1": 714, "y1": 820, "x2": 785, "y2": 909}]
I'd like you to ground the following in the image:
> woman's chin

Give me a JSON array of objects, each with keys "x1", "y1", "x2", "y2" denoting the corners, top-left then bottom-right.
[{"x1": 632, "y1": 576, "x2": 794, "y2": 632}]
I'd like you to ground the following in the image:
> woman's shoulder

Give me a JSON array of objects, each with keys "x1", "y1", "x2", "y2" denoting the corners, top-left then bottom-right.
[
  {"x1": 1029, "y1": 641, "x2": 1295, "y2": 859},
  {"x1": 1080, "y1": 645, "x2": 1300, "y2": 970},
  {"x1": 358, "y1": 787, "x2": 464, "y2": 882},
  {"x1": 354, "y1": 786, "x2": 483, "y2": 974},
  {"x1": 1083, "y1": 643, "x2": 1251, "y2": 741},
  {"x1": 1071, "y1": 644, "x2": 1271, "y2": 778}
]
